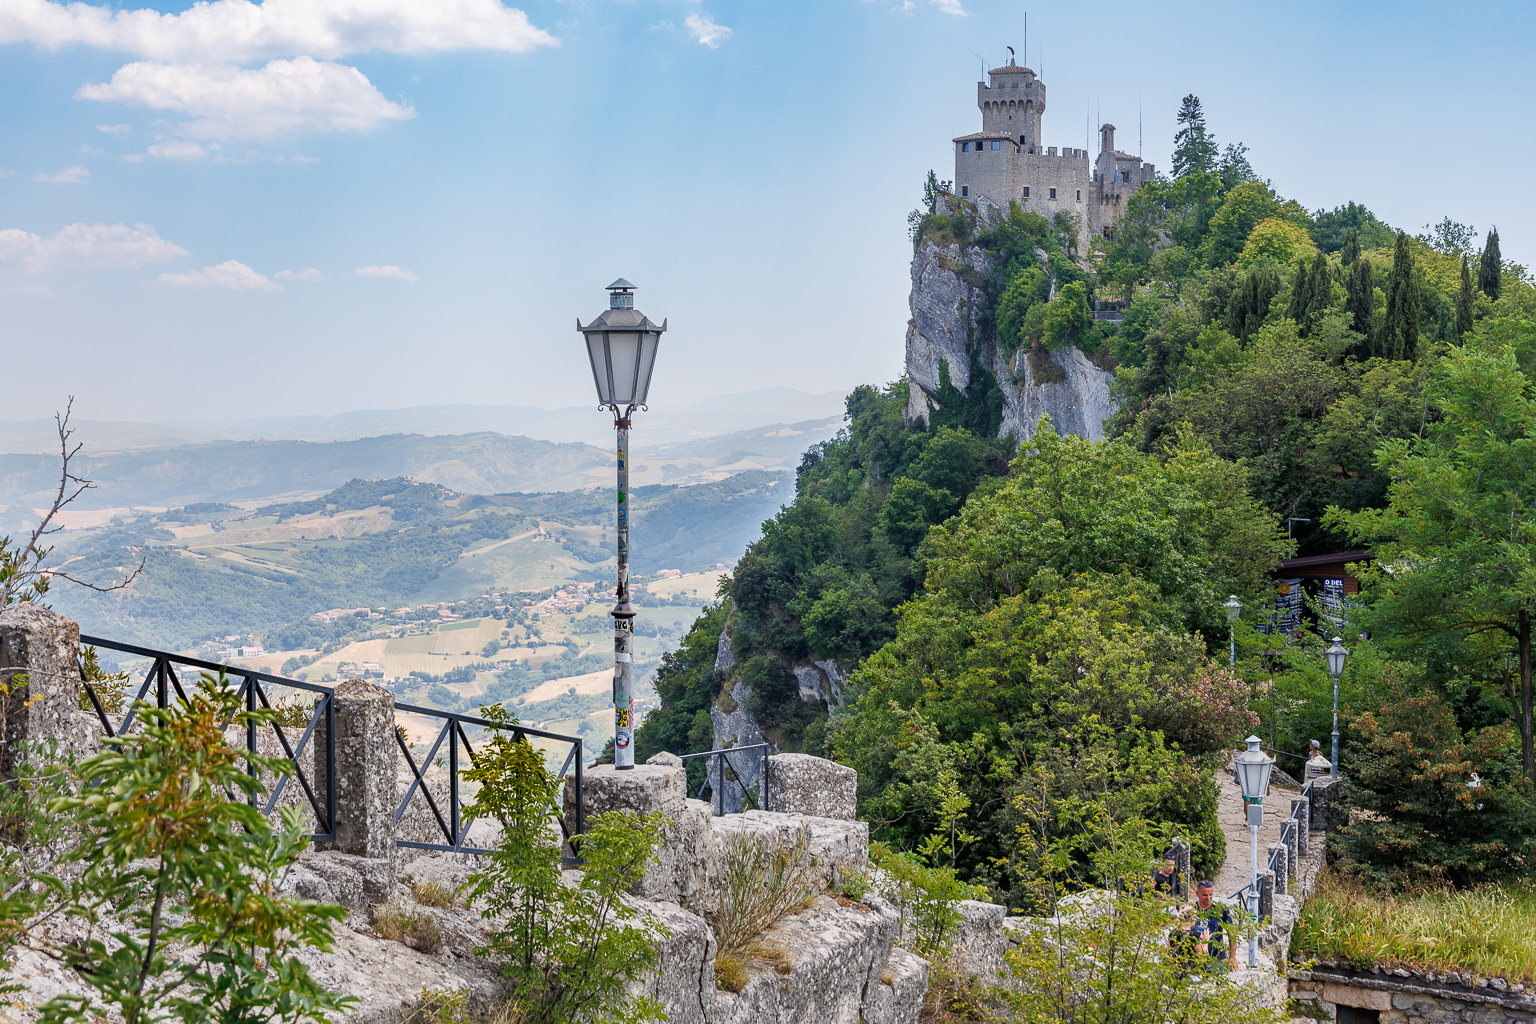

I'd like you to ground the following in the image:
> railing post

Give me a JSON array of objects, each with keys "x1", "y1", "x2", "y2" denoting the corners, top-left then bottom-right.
[
  {"x1": 0, "y1": 606, "x2": 82, "y2": 778},
  {"x1": 1259, "y1": 869, "x2": 1275, "y2": 921},
  {"x1": 448, "y1": 721, "x2": 460, "y2": 848},
  {"x1": 313, "y1": 679, "x2": 398, "y2": 863},
  {"x1": 1268, "y1": 843, "x2": 1288, "y2": 896},
  {"x1": 246, "y1": 675, "x2": 258, "y2": 807},
  {"x1": 1292, "y1": 796, "x2": 1310, "y2": 859}
]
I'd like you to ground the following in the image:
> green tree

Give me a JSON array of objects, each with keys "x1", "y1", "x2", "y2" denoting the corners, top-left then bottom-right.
[
  {"x1": 1203, "y1": 181, "x2": 1302, "y2": 267},
  {"x1": 1042, "y1": 281, "x2": 1091, "y2": 350},
  {"x1": 1287, "y1": 258, "x2": 1312, "y2": 323},
  {"x1": 464, "y1": 708, "x2": 668, "y2": 1024},
  {"x1": 994, "y1": 266, "x2": 1051, "y2": 357},
  {"x1": 1479, "y1": 227, "x2": 1503, "y2": 300},
  {"x1": 1224, "y1": 264, "x2": 1281, "y2": 341},
  {"x1": 1456, "y1": 255, "x2": 1475, "y2": 338},
  {"x1": 1328, "y1": 344, "x2": 1536, "y2": 784},
  {"x1": 1311, "y1": 202, "x2": 1395, "y2": 253},
  {"x1": 1383, "y1": 230, "x2": 1421, "y2": 360},
  {"x1": 1340, "y1": 225, "x2": 1361, "y2": 267},
  {"x1": 1239, "y1": 217, "x2": 1315, "y2": 268},
  {"x1": 37, "y1": 681, "x2": 351, "y2": 1024},
  {"x1": 1335, "y1": 682, "x2": 1536, "y2": 887},
  {"x1": 1345, "y1": 255, "x2": 1375, "y2": 343},
  {"x1": 1172, "y1": 94, "x2": 1218, "y2": 178}
]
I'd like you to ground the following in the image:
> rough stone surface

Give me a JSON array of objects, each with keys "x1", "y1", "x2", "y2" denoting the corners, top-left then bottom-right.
[
  {"x1": 1292, "y1": 965, "x2": 1536, "y2": 1021},
  {"x1": 647, "y1": 750, "x2": 684, "y2": 768},
  {"x1": 947, "y1": 899, "x2": 1008, "y2": 986},
  {"x1": 0, "y1": 605, "x2": 82, "y2": 776},
  {"x1": 1292, "y1": 796, "x2": 1310, "y2": 859},
  {"x1": 993, "y1": 342, "x2": 1117, "y2": 443},
  {"x1": 713, "y1": 618, "x2": 737, "y2": 676},
  {"x1": 861, "y1": 946, "x2": 930, "y2": 1024},
  {"x1": 1268, "y1": 843, "x2": 1288, "y2": 895},
  {"x1": 626, "y1": 898, "x2": 717, "y2": 1024},
  {"x1": 904, "y1": 234, "x2": 984, "y2": 425},
  {"x1": 705, "y1": 811, "x2": 869, "y2": 905},
  {"x1": 314, "y1": 678, "x2": 399, "y2": 862},
  {"x1": 765, "y1": 753, "x2": 856, "y2": 821}
]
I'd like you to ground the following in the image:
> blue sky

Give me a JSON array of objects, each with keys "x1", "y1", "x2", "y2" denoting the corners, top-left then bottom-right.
[{"x1": 2, "y1": 0, "x2": 1533, "y2": 424}]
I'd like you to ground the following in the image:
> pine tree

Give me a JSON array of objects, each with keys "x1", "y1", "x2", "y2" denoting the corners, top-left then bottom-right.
[
  {"x1": 1479, "y1": 227, "x2": 1502, "y2": 300},
  {"x1": 1287, "y1": 258, "x2": 1311, "y2": 324},
  {"x1": 1172, "y1": 94, "x2": 1219, "y2": 178},
  {"x1": 1456, "y1": 255, "x2": 1474, "y2": 339},
  {"x1": 1306, "y1": 251, "x2": 1332, "y2": 329},
  {"x1": 1340, "y1": 226, "x2": 1361, "y2": 267},
  {"x1": 1384, "y1": 230, "x2": 1421, "y2": 360},
  {"x1": 1345, "y1": 256, "x2": 1374, "y2": 349}
]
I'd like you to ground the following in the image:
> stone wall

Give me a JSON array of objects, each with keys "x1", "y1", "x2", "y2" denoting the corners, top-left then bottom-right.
[{"x1": 1291, "y1": 967, "x2": 1536, "y2": 1023}]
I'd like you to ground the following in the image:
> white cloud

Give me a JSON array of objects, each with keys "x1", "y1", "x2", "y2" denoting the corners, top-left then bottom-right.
[
  {"x1": 930, "y1": 0, "x2": 965, "y2": 12},
  {"x1": 97, "y1": 123, "x2": 131, "y2": 133},
  {"x1": 685, "y1": 12, "x2": 731, "y2": 47},
  {"x1": 355, "y1": 264, "x2": 416, "y2": 282},
  {"x1": 79, "y1": 57, "x2": 415, "y2": 139},
  {"x1": 158, "y1": 259, "x2": 280, "y2": 291},
  {"x1": 275, "y1": 267, "x2": 325, "y2": 281},
  {"x1": 0, "y1": 221, "x2": 187, "y2": 270},
  {"x1": 145, "y1": 139, "x2": 208, "y2": 160},
  {"x1": 33, "y1": 164, "x2": 90, "y2": 183},
  {"x1": 0, "y1": 0, "x2": 557, "y2": 63},
  {"x1": 0, "y1": 168, "x2": 13, "y2": 178}
]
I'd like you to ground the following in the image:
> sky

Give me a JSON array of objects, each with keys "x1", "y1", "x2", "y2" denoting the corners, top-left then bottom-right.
[{"x1": 3, "y1": 0, "x2": 1534, "y2": 425}]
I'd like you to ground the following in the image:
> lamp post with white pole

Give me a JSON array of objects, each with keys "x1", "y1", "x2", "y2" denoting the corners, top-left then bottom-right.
[
  {"x1": 1224, "y1": 595, "x2": 1242, "y2": 668},
  {"x1": 577, "y1": 279, "x2": 666, "y2": 770},
  {"x1": 1233, "y1": 735, "x2": 1275, "y2": 968},
  {"x1": 1324, "y1": 636, "x2": 1348, "y2": 779}
]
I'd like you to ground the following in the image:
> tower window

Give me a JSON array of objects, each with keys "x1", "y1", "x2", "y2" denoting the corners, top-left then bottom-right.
[
  {"x1": 961, "y1": 186, "x2": 969, "y2": 197},
  {"x1": 962, "y1": 142, "x2": 970, "y2": 152},
  {"x1": 1049, "y1": 188, "x2": 1057, "y2": 199},
  {"x1": 1022, "y1": 186, "x2": 1030, "y2": 198},
  {"x1": 991, "y1": 140, "x2": 1001, "y2": 151},
  {"x1": 1077, "y1": 189, "x2": 1082, "y2": 200}
]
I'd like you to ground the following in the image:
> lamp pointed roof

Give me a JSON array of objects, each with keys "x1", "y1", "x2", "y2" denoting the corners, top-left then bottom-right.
[{"x1": 607, "y1": 278, "x2": 636, "y2": 290}]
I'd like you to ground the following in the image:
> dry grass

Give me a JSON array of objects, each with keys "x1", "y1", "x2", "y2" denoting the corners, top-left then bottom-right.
[
  {"x1": 412, "y1": 880, "x2": 460, "y2": 909},
  {"x1": 755, "y1": 944, "x2": 793, "y2": 976},
  {"x1": 1292, "y1": 869, "x2": 1536, "y2": 982},
  {"x1": 706, "y1": 826, "x2": 820, "y2": 959},
  {"x1": 373, "y1": 903, "x2": 444, "y2": 954},
  {"x1": 714, "y1": 951, "x2": 749, "y2": 993}
]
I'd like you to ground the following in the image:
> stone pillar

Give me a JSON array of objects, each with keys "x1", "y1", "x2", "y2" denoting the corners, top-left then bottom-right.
[
  {"x1": 1268, "y1": 843, "x2": 1288, "y2": 896},
  {"x1": 313, "y1": 679, "x2": 398, "y2": 862},
  {"x1": 765, "y1": 753, "x2": 857, "y2": 820},
  {"x1": 565, "y1": 762, "x2": 712, "y2": 909},
  {"x1": 1310, "y1": 777, "x2": 1343, "y2": 833},
  {"x1": 1259, "y1": 869, "x2": 1275, "y2": 921},
  {"x1": 1172, "y1": 839, "x2": 1190, "y2": 897},
  {"x1": 0, "y1": 606, "x2": 81, "y2": 778},
  {"x1": 1291, "y1": 797, "x2": 1310, "y2": 859},
  {"x1": 1284, "y1": 818, "x2": 1299, "y2": 880}
]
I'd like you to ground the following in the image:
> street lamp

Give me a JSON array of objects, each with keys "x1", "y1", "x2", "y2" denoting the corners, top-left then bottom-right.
[
  {"x1": 577, "y1": 279, "x2": 667, "y2": 770},
  {"x1": 1225, "y1": 594, "x2": 1242, "y2": 668},
  {"x1": 1324, "y1": 636, "x2": 1348, "y2": 779},
  {"x1": 1233, "y1": 735, "x2": 1275, "y2": 968}
]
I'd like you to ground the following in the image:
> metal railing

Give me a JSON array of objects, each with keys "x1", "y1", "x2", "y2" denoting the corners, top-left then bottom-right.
[
  {"x1": 77, "y1": 637, "x2": 584, "y2": 856},
  {"x1": 1231, "y1": 779, "x2": 1314, "y2": 904},
  {"x1": 679, "y1": 743, "x2": 770, "y2": 814}
]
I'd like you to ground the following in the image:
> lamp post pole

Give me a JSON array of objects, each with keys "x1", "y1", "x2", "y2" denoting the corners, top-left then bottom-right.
[
  {"x1": 1325, "y1": 636, "x2": 1349, "y2": 779},
  {"x1": 1225, "y1": 595, "x2": 1242, "y2": 669},
  {"x1": 1233, "y1": 735, "x2": 1274, "y2": 970},
  {"x1": 577, "y1": 279, "x2": 666, "y2": 771},
  {"x1": 612, "y1": 411, "x2": 636, "y2": 767}
]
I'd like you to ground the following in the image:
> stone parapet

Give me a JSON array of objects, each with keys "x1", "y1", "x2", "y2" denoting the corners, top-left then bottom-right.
[
  {"x1": 765, "y1": 752, "x2": 857, "y2": 820},
  {"x1": 1292, "y1": 964, "x2": 1536, "y2": 1023},
  {"x1": 0, "y1": 605, "x2": 82, "y2": 777},
  {"x1": 313, "y1": 678, "x2": 399, "y2": 862}
]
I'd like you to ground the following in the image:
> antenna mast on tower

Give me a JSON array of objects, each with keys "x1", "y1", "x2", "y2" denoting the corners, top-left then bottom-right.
[{"x1": 1023, "y1": 11, "x2": 1027, "y2": 68}]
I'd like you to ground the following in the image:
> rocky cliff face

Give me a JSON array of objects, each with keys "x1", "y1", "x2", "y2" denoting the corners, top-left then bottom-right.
[{"x1": 904, "y1": 199, "x2": 1117, "y2": 442}]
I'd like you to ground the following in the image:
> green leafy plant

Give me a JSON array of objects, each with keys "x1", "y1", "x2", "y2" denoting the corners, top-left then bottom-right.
[
  {"x1": 0, "y1": 739, "x2": 78, "y2": 991},
  {"x1": 36, "y1": 676, "x2": 352, "y2": 1024},
  {"x1": 870, "y1": 841, "x2": 986, "y2": 961},
  {"x1": 463, "y1": 704, "x2": 668, "y2": 1024}
]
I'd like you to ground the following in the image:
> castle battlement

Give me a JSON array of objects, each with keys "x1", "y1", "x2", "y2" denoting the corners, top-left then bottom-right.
[{"x1": 952, "y1": 59, "x2": 1152, "y2": 243}]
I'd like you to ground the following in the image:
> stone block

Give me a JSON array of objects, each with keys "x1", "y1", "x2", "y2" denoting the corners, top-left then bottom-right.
[
  {"x1": 1392, "y1": 992, "x2": 1415, "y2": 1009},
  {"x1": 1292, "y1": 797, "x2": 1310, "y2": 858},
  {"x1": 705, "y1": 811, "x2": 869, "y2": 909},
  {"x1": 1259, "y1": 869, "x2": 1275, "y2": 921},
  {"x1": 627, "y1": 897, "x2": 716, "y2": 1024},
  {"x1": 565, "y1": 763, "x2": 714, "y2": 910},
  {"x1": 313, "y1": 679, "x2": 399, "y2": 862},
  {"x1": 1268, "y1": 843, "x2": 1288, "y2": 896},
  {"x1": 0, "y1": 605, "x2": 81, "y2": 777},
  {"x1": 302, "y1": 850, "x2": 398, "y2": 910},
  {"x1": 861, "y1": 946, "x2": 930, "y2": 1024},
  {"x1": 948, "y1": 900, "x2": 1008, "y2": 985},
  {"x1": 1322, "y1": 982, "x2": 1391, "y2": 1012},
  {"x1": 765, "y1": 752, "x2": 857, "y2": 821},
  {"x1": 646, "y1": 750, "x2": 683, "y2": 768}
]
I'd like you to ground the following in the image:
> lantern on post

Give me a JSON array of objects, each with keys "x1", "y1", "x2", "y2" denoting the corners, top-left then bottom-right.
[
  {"x1": 1324, "y1": 636, "x2": 1348, "y2": 779},
  {"x1": 1233, "y1": 735, "x2": 1275, "y2": 968},
  {"x1": 577, "y1": 279, "x2": 667, "y2": 769}
]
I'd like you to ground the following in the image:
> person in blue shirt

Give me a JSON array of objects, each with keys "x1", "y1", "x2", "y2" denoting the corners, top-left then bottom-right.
[{"x1": 1188, "y1": 880, "x2": 1234, "y2": 961}]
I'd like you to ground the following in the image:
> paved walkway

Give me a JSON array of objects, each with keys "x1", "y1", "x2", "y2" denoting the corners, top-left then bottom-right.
[{"x1": 1210, "y1": 766, "x2": 1295, "y2": 898}]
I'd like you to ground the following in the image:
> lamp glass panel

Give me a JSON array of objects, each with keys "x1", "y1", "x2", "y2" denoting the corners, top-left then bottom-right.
[
  {"x1": 605, "y1": 331, "x2": 643, "y2": 405},
  {"x1": 633, "y1": 331, "x2": 661, "y2": 406},
  {"x1": 585, "y1": 334, "x2": 612, "y2": 405},
  {"x1": 1326, "y1": 643, "x2": 1347, "y2": 677}
]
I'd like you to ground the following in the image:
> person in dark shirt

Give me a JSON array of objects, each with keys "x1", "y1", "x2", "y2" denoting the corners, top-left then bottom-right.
[
  {"x1": 1150, "y1": 858, "x2": 1180, "y2": 895},
  {"x1": 1189, "y1": 880, "x2": 1234, "y2": 962}
]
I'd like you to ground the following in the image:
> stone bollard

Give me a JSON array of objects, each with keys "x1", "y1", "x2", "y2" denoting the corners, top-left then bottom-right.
[
  {"x1": 1267, "y1": 843, "x2": 1288, "y2": 896},
  {"x1": 313, "y1": 679, "x2": 399, "y2": 863},
  {"x1": 1291, "y1": 797, "x2": 1310, "y2": 859},
  {"x1": 565, "y1": 762, "x2": 713, "y2": 911},
  {"x1": 765, "y1": 753, "x2": 857, "y2": 821},
  {"x1": 1284, "y1": 818, "x2": 1299, "y2": 880},
  {"x1": 1171, "y1": 839, "x2": 1191, "y2": 897},
  {"x1": 1259, "y1": 869, "x2": 1275, "y2": 921},
  {"x1": 0, "y1": 605, "x2": 81, "y2": 777},
  {"x1": 1310, "y1": 777, "x2": 1343, "y2": 833}
]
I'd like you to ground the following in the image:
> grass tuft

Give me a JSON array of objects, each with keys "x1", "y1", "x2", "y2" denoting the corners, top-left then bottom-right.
[
  {"x1": 412, "y1": 879, "x2": 460, "y2": 909},
  {"x1": 374, "y1": 903, "x2": 444, "y2": 954},
  {"x1": 1292, "y1": 870, "x2": 1536, "y2": 983},
  {"x1": 714, "y1": 951, "x2": 749, "y2": 993}
]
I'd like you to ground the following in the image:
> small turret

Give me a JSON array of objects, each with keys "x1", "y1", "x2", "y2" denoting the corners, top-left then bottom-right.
[{"x1": 978, "y1": 56, "x2": 1044, "y2": 150}]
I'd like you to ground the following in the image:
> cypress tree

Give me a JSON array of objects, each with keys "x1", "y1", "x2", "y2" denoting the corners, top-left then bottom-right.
[
  {"x1": 1456, "y1": 255, "x2": 1474, "y2": 339},
  {"x1": 1340, "y1": 226, "x2": 1361, "y2": 267},
  {"x1": 1346, "y1": 256, "x2": 1374, "y2": 347},
  {"x1": 1384, "y1": 230, "x2": 1421, "y2": 360},
  {"x1": 1307, "y1": 251, "x2": 1332, "y2": 327},
  {"x1": 1288, "y1": 258, "x2": 1311, "y2": 323},
  {"x1": 1479, "y1": 227, "x2": 1502, "y2": 300}
]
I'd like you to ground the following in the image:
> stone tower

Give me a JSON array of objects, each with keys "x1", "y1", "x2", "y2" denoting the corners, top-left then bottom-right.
[{"x1": 951, "y1": 58, "x2": 1156, "y2": 246}]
